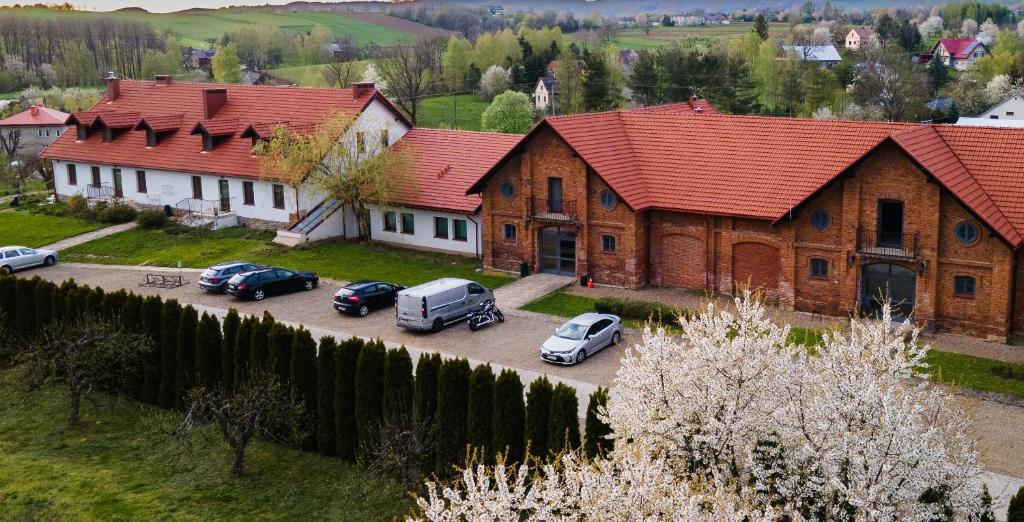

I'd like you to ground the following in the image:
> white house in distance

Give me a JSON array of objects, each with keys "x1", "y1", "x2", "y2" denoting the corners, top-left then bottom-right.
[
  {"x1": 781, "y1": 45, "x2": 842, "y2": 68},
  {"x1": 0, "y1": 105, "x2": 70, "y2": 159},
  {"x1": 844, "y1": 27, "x2": 874, "y2": 51},
  {"x1": 534, "y1": 73, "x2": 553, "y2": 112},
  {"x1": 930, "y1": 38, "x2": 989, "y2": 71}
]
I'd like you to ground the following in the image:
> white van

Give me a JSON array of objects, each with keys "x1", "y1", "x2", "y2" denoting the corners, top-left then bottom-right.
[{"x1": 395, "y1": 278, "x2": 494, "y2": 332}]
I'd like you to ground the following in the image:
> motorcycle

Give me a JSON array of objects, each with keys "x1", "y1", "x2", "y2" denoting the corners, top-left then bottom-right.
[{"x1": 467, "y1": 299, "x2": 504, "y2": 331}]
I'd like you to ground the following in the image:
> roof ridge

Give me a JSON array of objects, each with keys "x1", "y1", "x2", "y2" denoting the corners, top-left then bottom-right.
[
  {"x1": 410, "y1": 127, "x2": 524, "y2": 137},
  {"x1": 118, "y1": 78, "x2": 376, "y2": 94}
]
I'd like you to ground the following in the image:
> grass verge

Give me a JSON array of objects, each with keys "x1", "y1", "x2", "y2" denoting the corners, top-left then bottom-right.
[
  {"x1": 61, "y1": 226, "x2": 513, "y2": 289},
  {"x1": 0, "y1": 211, "x2": 105, "y2": 248},
  {"x1": 416, "y1": 95, "x2": 491, "y2": 131},
  {"x1": 0, "y1": 369, "x2": 412, "y2": 520}
]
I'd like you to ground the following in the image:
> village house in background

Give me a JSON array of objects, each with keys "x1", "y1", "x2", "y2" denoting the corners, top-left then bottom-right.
[
  {"x1": 844, "y1": 27, "x2": 874, "y2": 51},
  {"x1": 188, "y1": 48, "x2": 215, "y2": 69},
  {"x1": 0, "y1": 105, "x2": 70, "y2": 159},
  {"x1": 957, "y1": 94, "x2": 1024, "y2": 127},
  {"x1": 929, "y1": 37, "x2": 989, "y2": 71},
  {"x1": 781, "y1": 45, "x2": 842, "y2": 68}
]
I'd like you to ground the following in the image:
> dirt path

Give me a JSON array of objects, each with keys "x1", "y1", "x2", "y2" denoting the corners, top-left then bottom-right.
[{"x1": 40, "y1": 222, "x2": 137, "y2": 252}]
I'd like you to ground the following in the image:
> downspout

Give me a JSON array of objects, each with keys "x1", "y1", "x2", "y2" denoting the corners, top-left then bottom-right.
[
  {"x1": 467, "y1": 213, "x2": 480, "y2": 260},
  {"x1": 1010, "y1": 248, "x2": 1019, "y2": 338}
]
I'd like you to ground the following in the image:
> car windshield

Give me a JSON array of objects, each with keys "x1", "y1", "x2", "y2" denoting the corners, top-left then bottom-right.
[
  {"x1": 202, "y1": 268, "x2": 219, "y2": 277},
  {"x1": 554, "y1": 321, "x2": 587, "y2": 341},
  {"x1": 337, "y1": 288, "x2": 355, "y2": 297}
]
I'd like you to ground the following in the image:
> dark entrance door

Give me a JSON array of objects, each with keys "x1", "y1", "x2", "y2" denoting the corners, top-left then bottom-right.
[
  {"x1": 540, "y1": 226, "x2": 575, "y2": 276},
  {"x1": 861, "y1": 263, "x2": 916, "y2": 319},
  {"x1": 191, "y1": 176, "x2": 203, "y2": 199},
  {"x1": 877, "y1": 200, "x2": 904, "y2": 248},
  {"x1": 112, "y1": 168, "x2": 123, "y2": 198},
  {"x1": 218, "y1": 179, "x2": 230, "y2": 212},
  {"x1": 547, "y1": 178, "x2": 563, "y2": 213}
]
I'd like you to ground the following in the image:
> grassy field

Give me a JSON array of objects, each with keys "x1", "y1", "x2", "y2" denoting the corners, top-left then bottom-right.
[
  {"x1": 3, "y1": 7, "x2": 425, "y2": 48},
  {"x1": 0, "y1": 211, "x2": 105, "y2": 248},
  {"x1": 0, "y1": 369, "x2": 413, "y2": 520},
  {"x1": 61, "y1": 226, "x2": 513, "y2": 289},
  {"x1": 415, "y1": 95, "x2": 491, "y2": 131},
  {"x1": 268, "y1": 60, "x2": 368, "y2": 87},
  {"x1": 569, "y1": 22, "x2": 790, "y2": 50},
  {"x1": 0, "y1": 178, "x2": 47, "y2": 197}
]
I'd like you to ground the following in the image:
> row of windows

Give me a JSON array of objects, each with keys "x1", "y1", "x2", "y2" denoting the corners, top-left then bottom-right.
[
  {"x1": 37, "y1": 128, "x2": 61, "y2": 138},
  {"x1": 355, "y1": 129, "x2": 390, "y2": 155},
  {"x1": 808, "y1": 207, "x2": 982, "y2": 247},
  {"x1": 66, "y1": 164, "x2": 285, "y2": 209},
  {"x1": 497, "y1": 179, "x2": 620, "y2": 211},
  {"x1": 501, "y1": 223, "x2": 617, "y2": 252},
  {"x1": 807, "y1": 256, "x2": 978, "y2": 297},
  {"x1": 382, "y1": 211, "x2": 468, "y2": 241}
]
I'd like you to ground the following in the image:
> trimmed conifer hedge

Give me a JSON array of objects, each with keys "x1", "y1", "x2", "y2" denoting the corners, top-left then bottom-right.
[
  {"x1": 525, "y1": 375, "x2": 554, "y2": 460},
  {"x1": 584, "y1": 387, "x2": 613, "y2": 458},
  {"x1": 355, "y1": 340, "x2": 386, "y2": 462},
  {"x1": 467, "y1": 363, "x2": 495, "y2": 460},
  {"x1": 334, "y1": 337, "x2": 363, "y2": 462},
  {"x1": 434, "y1": 357, "x2": 471, "y2": 476},
  {"x1": 316, "y1": 336, "x2": 338, "y2": 456},
  {"x1": 548, "y1": 382, "x2": 580, "y2": 455},
  {"x1": 491, "y1": 368, "x2": 526, "y2": 465}
]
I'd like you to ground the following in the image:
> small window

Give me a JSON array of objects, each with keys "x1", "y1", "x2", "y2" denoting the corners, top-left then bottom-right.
[
  {"x1": 601, "y1": 234, "x2": 616, "y2": 252},
  {"x1": 401, "y1": 213, "x2": 415, "y2": 234},
  {"x1": 955, "y1": 221, "x2": 979, "y2": 245},
  {"x1": 356, "y1": 132, "x2": 366, "y2": 154},
  {"x1": 380, "y1": 128, "x2": 389, "y2": 148},
  {"x1": 453, "y1": 219, "x2": 468, "y2": 241},
  {"x1": 599, "y1": 190, "x2": 617, "y2": 210},
  {"x1": 136, "y1": 170, "x2": 147, "y2": 193},
  {"x1": 91, "y1": 166, "x2": 101, "y2": 186},
  {"x1": 810, "y1": 209, "x2": 831, "y2": 231},
  {"x1": 44, "y1": 129, "x2": 50, "y2": 137},
  {"x1": 272, "y1": 184, "x2": 285, "y2": 209},
  {"x1": 810, "y1": 258, "x2": 829, "y2": 278},
  {"x1": 503, "y1": 223, "x2": 516, "y2": 240},
  {"x1": 383, "y1": 211, "x2": 397, "y2": 232},
  {"x1": 102, "y1": 127, "x2": 112, "y2": 143},
  {"x1": 467, "y1": 282, "x2": 485, "y2": 295},
  {"x1": 202, "y1": 133, "x2": 214, "y2": 152},
  {"x1": 76, "y1": 125, "x2": 87, "y2": 140},
  {"x1": 500, "y1": 180, "x2": 516, "y2": 200},
  {"x1": 1007, "y1": 111, "x2": 1015, "y2": 116},
  {"x1": 243, "y1": 181, "x2": 255, "y2": 205},
  {"x1": 67, "y1": 164, "x2": 77, "y2": 186},
  {"x1": 954, "y1": 275, "x2": 976, "y2": 297},
  {"x1": 146, "y1": 130, "x2": 156, "y2": 147},
  {"x1": 4, "y1": 250, "x2": 20, "y2": 259},
  {"x1": 434, "y1": 217, "x2": 448, "y2": 238}
]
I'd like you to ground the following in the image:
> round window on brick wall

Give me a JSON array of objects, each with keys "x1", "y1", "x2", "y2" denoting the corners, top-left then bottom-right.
[
  {"x1": 500, "y1": 180, "x2": 516, "y2": 200},
  {"x1": 599, "y1": 190, "x2": 617, "y2": 210},
  {"x1": 810, "y1": 209, "x2": 832, "y2": 231},
  {"x1": 955, "y1": 221, "x2": 979, "y2": 245}
]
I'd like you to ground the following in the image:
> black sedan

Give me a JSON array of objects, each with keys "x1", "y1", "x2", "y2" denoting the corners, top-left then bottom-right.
[
  {"x1": 225, "y1": 267, "x2": 319, "y2": 301},
  {"x1": 334, "y1": 280, "x2": 405, "y2": 316}
]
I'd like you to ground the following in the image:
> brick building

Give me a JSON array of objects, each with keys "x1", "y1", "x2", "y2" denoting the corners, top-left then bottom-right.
[{"x1": 468, "y1": 108, "x2": 1024, "y2": 340}]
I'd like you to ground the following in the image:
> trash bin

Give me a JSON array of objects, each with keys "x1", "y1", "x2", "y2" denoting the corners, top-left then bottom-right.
[
  {"x1": 163, "y1": 204, "x2": 173, "y2": 217},
  {"x1": 519, "y1": 261, "x2": 529, "y2": 278},
  {"x1": 580, "y1": 274, "x2": 588, "y2": 287}
]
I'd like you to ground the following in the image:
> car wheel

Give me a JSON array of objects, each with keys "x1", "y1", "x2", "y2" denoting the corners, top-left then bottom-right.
[
  {"x1": 358, "y1": 305, "x2": 369, "y2": 317},
  {"x1": 469, "y1": 318, "x2": 480, "y2": 331},
  {"x1": 43, "y1": 256, "x2": 55, "y2": 267},
  {"x1": 0, "y1": 265, "x2": 10, "y2": 275},
  {"x1": 611, "y1": 331, "x2": 621, "y2": 345},
  {"x1": 432, "y1": 318, "x2": 444, "y2": 332},
  {"x1": 303, "y1": 280, "x2": 315, "y2": 291},
  {"x1": 575, "y1": 350, "x2": 587, "y2": 364},
  {"x1": 253, "y1": 289, "x2": 266, "y2": 301}
]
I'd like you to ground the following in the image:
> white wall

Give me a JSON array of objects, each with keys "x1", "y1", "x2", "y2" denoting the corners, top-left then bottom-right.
[
  {"x1": 52, "y1": 159, "x2": 299, "y2": 223},
  {"x1": 368, "y1": 204, "x2": 481, "y2": 256},
  {"x1": 979, "y1": 95, "x2": 1024, "y2": 120}
]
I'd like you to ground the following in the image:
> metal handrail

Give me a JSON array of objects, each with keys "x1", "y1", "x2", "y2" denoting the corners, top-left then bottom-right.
[
  {"x1": 856, "y1": 226, "x2": 919, "y2": 259},
  {"x1": 174, "y1": 197, "x2": 223, "y2": 217},
  {"x1": 530, "y1": 198, "x2": 577, "y2": 222}
]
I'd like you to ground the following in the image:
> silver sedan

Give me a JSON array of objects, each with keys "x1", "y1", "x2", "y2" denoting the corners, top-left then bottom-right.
[
  {"x1": 0, "y1": 246, "x2": 59, "y2": 275},
  {"x1": 540, "y1": 312, "x2": 622, "y2": 365}
]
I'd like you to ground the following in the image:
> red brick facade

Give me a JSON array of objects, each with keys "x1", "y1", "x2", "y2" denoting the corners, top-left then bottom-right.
[{"x1": 479, "y1": 132, "x2": 1018, "y2": 340}]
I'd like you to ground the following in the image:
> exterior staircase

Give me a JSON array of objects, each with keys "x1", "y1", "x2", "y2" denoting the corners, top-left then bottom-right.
[{"x1": 274, "y1": 199, "x2": 344, "y2": 246}]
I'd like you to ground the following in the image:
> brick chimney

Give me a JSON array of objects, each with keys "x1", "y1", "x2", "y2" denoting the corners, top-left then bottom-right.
[
  {"x1": 29, "y1": 105, "x2": 39, "y2": 116},
  {"x1": 154, "y1": 74, "x2": 172, "y2": 86},
  {"x1": 106, "y1": 72, "x2": 121, "y2": 100},
  {"x1": 688, "y1": 95, "x2": 699, "y2": 110},
  {"x1": 352, "y1": 82, "x2": 375, "y2": 98},
  {"x1": 203, "y1": 88, "x2": 228, "y2": 119}
]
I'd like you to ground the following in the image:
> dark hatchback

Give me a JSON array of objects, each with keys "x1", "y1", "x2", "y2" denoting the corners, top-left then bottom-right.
[
  {"x1": 199, "y1": 261, "x2": 262, "y2": 292},
  {"x1": 334, "y1": 280, "x2": 406, "y2": 316},
  {"x1": 225, "y1": 267, "x2": 319, "y2": 301}
]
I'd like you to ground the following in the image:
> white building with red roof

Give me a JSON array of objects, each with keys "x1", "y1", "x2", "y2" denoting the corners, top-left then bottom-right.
[
  {"x1": 0, "y1": 105, "x2": 70, "y2": 159},
  {"x1": 930, "y1": 38, "x2": 989, "y2": 71}
]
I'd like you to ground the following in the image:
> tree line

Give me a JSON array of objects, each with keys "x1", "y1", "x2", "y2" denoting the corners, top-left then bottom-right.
[{"x1": 0, "y1": 275, "x2": 612, "y2": 479}]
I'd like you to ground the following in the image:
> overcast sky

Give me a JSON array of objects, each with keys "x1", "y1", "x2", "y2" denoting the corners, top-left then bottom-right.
[{"x1": 0, "y1": 0, "x2": 327, "y2": 13}]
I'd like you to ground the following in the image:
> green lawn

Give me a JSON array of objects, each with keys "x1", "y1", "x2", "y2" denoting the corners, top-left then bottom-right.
[
  {"x1": 0, "y1": 178, "x2": 47, "y2": 197},
  {"x1": 61, "y1": 226, "x2": 513, "y2": 289},
  {"x1": 925, "y1": 350, "x2": 1024, "y2": 399},
  {"x1": 415, "y1": 95, "x2": 491, "y2": 131},
  {"x1": 0, "y1": 369, "x2": 412, "y2": 520},
  {"x1": 0, "y1": 211, "x2": 105, "y2": 248},
  {"x1": 567, "y1": 22, "x2": 790, "y2": 50},
  {"x1": 521, "y1": 290, "x2": 682, "y2": 332},
  {"x1": 268, "y1": 60, "x2": 368, "y2": 87}
]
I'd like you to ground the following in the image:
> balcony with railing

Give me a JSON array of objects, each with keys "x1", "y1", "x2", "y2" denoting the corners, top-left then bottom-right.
[
  {"x1": 856, "y1": 227, "x2": 919, "y2": 260},
  {"x1": 85, "y1": 184, "x2": 114, "y2": 199},
  {"x1": 529, "y1": 198, "x2": 577, "y2": 223}
]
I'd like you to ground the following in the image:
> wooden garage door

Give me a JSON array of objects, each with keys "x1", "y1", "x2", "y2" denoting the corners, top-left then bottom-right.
[
  {"x1": 732, "y1": 242, "x2": 780, "y2": 298},
  {"x1": 660, "y1": 234, "x2": 706, "y2": 289}
]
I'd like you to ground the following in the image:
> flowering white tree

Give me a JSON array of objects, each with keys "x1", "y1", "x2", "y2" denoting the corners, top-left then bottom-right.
[
  {"x1": 977, "y1": 18, "x2": 999, "y2": 46},
  {"x1": 360, "y1": 62, "x2": 388, "y2": 96},
  {"x1": 984, "y1": 74, "x2": 1024, "y2": 103},
  {"x1": 918, "y1": 16, "x2": 945, "y2": 40},
  {"x1": 1017, "y1": 19, "x2": 1024, "y2": 39},
  {"x1": 479, "y1": 65, "x2": 512, "y2": 101},
  {"x1": 413, "y1": 295, "x2": 985, "y2": 521},
  {"x1": 961, "y1": 19, "x2": 979, "y2": 38}
]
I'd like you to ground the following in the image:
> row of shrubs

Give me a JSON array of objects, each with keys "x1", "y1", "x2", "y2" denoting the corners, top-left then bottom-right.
[
  {"x1": 29, "y1": 195, "x2": 138, "y2": 224},
  {"x1": 593, "y1": 296, "x2": 691, "y2": 324},
  {"x1": 0, "y1": 276, "x2": 613, "y2": 477}
]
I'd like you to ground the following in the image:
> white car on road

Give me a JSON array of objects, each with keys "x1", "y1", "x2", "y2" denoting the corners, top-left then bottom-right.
[
  {"x1": 540, "y1": 313, "x2": 622, "y2": 365},
  {"x1": 0, "y1": 246, "x2": 58, "y2": 275}
]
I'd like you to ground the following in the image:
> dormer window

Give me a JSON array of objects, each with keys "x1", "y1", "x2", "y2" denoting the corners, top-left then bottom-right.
[
  {"x1": 146, "y1": 130, "x2": 157, "y2": 147},
  {"x1": 77, "y1": 125, "x2": 87, "y2": 140},
  {"x1": 203, "y1": 133, "x2": 214, "y2": 152},
  {"x1": 102, "y1": 126, "x2": 113, "y2": 143}
]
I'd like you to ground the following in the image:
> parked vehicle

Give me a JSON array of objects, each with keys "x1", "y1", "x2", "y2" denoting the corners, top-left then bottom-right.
[
  {"x1": 334, "y1": 280, "x2": 406, "y2": 317},
  {"x1": 395, "y1": 278, "x2": 494, "y2": 332},
  {"x1": 198, "y1": 261, "x2": 262, "y2": 292},
  {"x1": 540, "y1": 313, "x2": 622, "y2": 365},
  {"x1": 0, "y1": 246, "x2": 58, "y2": 275},
  {"x1": 467, "y1": 299, "x2": 504, "y2": 331},
  {"x1": 225, "y1": 267, "x2": 319, "y2": 301}
]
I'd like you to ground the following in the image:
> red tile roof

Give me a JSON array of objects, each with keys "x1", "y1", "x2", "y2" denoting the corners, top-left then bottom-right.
[
  {"x1": 0, "y1": 105, "x2": 69, "y2": 127},
  {"x1": 933, "y1": 38, "x2": 985, "y2": 59},
  {"x1": 470, "y1": 111, "x2": 1024, "y2": 248},
  {"x1": 135, "y1": 114, "x2": 183, "y2": 133},
  {"x1": 42, "y1": 79, "x2": 410, "y2": 182},
  {"x1": 388, "y1": 128, "x2": 523, "y2": 214}
]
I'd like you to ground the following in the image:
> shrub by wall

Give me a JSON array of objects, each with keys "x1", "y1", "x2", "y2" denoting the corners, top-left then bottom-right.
[
  {"x1": 97, "y1": 203, "x2": 138, "y2": 224},
  {"x1": 593, "y1": 296, "x2": 688, "y2": 325},
  {"x1": 136, "y1": 209, "x2": 168, "y2": 229}
]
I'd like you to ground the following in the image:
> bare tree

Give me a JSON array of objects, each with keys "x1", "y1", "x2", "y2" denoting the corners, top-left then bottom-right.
[
  {"x1": 321, "y1": 59, "x2": 360, "y2": 88},
  {"x1": 19, "y1": 314, "x2": 150, "y2": 425},
  {"x1": 365, "y1": 411, "x2": 433, "y2": 485},
  {"x1": 180, "y1": 371, "x2": 304, "y2": 477},
  {"x1": 852, "y1": 48, "x2": 928, "y2": 122},
  {"x1": 636, "y1": 13, "x2": 654, "y2": 36},
  {"x1": 372, "y1": 36, "x2": 444, "y2": 125}
]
